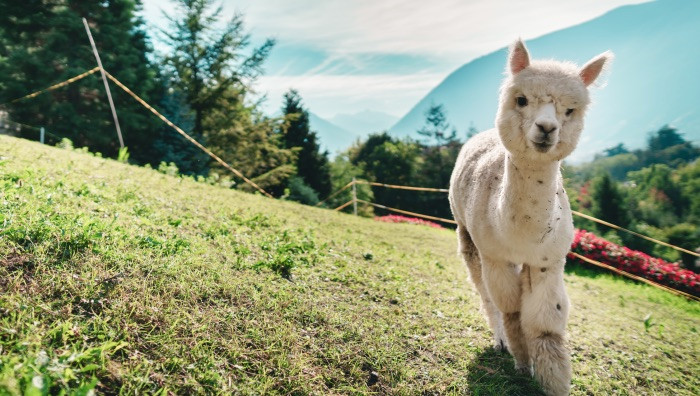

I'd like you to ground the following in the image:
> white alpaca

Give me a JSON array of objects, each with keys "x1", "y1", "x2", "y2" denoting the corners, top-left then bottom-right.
[{"x1": 449, "y1": 40, "x2": 611, "y2": 396}]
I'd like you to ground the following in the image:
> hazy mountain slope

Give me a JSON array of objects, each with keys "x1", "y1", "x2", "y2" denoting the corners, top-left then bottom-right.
[
  {"x1": 308, "y1": 112, "x2": 360, "y2": 155},
  {"x1": 390, "y1": 0, "x2": 700, "y2": 162},
  {"x1": 330, "y1": 110, "x2": 399, "y2": 136}
]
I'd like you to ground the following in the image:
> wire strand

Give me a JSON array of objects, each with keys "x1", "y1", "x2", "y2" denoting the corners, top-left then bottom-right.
[{"x1": 103, "y1": 70, "x2": 273, "y2": 199}]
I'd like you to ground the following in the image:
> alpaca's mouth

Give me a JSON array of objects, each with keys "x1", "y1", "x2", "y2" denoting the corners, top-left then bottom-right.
[{"x1": 532, "y1": 141, "x2": 553, "y2": 153}]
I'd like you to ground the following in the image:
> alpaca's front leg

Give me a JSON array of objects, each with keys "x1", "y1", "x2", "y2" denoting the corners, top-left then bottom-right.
[
  {"x1": 481, "y1": 258, "x2": 530, "y2": 372},
  {"x1": 520, "y1": 262, "x2": 571, "y2": 396},
  {"x1": 457, "y1": 227, "x2": 507, "y2": 351}
]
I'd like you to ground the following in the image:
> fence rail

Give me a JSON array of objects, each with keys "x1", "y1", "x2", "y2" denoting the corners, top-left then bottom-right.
[
  {"x1": 331, "y1": 179, "x2": 698, "y2": 258},
  {"x1": 5, "y1": 67, "x2": 698, "y2": 300}
]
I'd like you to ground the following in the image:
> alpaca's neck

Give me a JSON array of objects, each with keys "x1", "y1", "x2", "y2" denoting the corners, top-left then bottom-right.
[{"x1": 499, "y1": 154, "x2": 564, "y2": 237}]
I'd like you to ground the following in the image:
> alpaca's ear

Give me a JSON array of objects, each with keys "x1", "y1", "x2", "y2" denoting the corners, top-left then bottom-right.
[
  {"x1": 509, "y1": 39, "x2": 530, "y2": 75},
  {"x1": 579, "y1": 51, "x2": 614, "y2": 86}
]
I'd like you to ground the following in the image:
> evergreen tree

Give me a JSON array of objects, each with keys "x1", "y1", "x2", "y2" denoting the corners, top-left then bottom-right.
[
  {"x1": 0, "y1": 0, "x2": 162, "y2": 161},
  {"x1": 204, "y1": 89, "x2": 297, "y2": 196},
  {"x1": 280, "y1": 90, "x2": 331, "y2": 198},
  {"x1": 416, "y1": 104, "x2": 457, "y2": 146},
  {"x1": 590, "y1": 172, "x2": 631, "y2": 234},
  {"x1": 151, "y1": 80, "x2": 210, "y2": 175},
  {"x1": 647, "y1": 125, "x2": 685, "y2": 151},
  {"x1": 160, "y1": 0, "x2": 294, "y2": 194},
  {"x1": 604, "y1": 143, "x2": 629, "y2": 157},
  {"x1": 161, "y1": 0, "x2": 274, "y2": 138},
  {"x1": 414, "y1": 104, "x2": 461, "y2": 219}
]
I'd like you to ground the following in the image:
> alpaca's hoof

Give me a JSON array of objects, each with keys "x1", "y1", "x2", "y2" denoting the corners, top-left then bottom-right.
[
  {"x1": 514, "y1": 361, "x2": 532, "y2": 376},
  {"x1": 531, "y1": 334, "x2": 572, "y2": 396},
  {"x1": 493, "y1": 338, "x2": 507, "y2": 352}
]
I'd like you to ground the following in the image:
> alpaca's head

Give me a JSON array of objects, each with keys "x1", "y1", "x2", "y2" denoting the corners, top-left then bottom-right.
[{"x1": 496, "y1": 39, "x2": 612, "y2": 162}]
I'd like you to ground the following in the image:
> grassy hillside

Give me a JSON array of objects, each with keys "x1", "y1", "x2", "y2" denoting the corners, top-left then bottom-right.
[{"x1": 0, "y1": 135, "x2": 698, "y2": 395}]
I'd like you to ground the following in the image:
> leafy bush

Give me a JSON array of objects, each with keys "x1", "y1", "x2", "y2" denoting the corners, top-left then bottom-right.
[
  {"x1": 283, "y1": 176, "x2": 319, "y2": 205},
  {"x1": 569, "y1": 229, "x2": 699, "y2": 296}
]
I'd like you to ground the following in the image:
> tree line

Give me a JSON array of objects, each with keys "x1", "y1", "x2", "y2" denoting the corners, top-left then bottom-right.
[
  {"x1": 2, "y1": 1, "x2": 696, "y2": 269},
  {"x1": 0, "y1": 0, "x2": 329, "y2": 199},
  {"x1": 564, "y1": 126, "x2": 699, "y2": 269}
]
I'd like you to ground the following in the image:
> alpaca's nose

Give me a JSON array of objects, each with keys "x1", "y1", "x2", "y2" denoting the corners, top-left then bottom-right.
[{"x1": 536, "y1": 122, "x2": 558, "y2": 136}]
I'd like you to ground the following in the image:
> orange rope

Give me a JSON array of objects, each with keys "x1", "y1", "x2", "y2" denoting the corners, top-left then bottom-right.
[
  {"x1": 333, "y1": 200, "x2": 354, "y2": 211},
  {"x1": 569, "y1": 252, "x2": 699, "y2": 302},
  {"x1": 356, "y1": 199, "x2": 457, "y2": 225},
  {"x1": 3, "y1": 67, "x2": 100, "y2": 105},
  {"x1": 103, "y1": 71, "x2": 273, "y2": 198},
  {"x1": 572, "y1": 210, "x2": 699, "y2": 257},
  {"x1": 357, "y1": 180, "x2": 449, "y2": 193},
  {"x1": 316, "y1": 181, "x2": 354, "y2": 207}
]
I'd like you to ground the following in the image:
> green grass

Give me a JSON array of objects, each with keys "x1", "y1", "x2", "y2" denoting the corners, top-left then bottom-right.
[{"x1": 0, "y1": 135, "x2": 698, "y2": 395}]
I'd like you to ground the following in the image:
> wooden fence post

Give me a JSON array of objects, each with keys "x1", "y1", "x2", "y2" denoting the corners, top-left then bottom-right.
[
  {"x1": 352, "y1": 178, "x2": 357, "y2": 216},
  {"x1": 82, "y1": 17, "x2": 124, "y2": 148}
]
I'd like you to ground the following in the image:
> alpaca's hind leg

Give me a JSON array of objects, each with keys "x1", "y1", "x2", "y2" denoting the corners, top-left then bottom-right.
[
  {"x1": 520, "y1": 263, "x2": 571, "y2": 396},
  {"x1": 457, "y1": 226, "x2": 506, "y2": 351},
  {"x1": 481, "y1": 257, "x2": 530, "y2": 372}
]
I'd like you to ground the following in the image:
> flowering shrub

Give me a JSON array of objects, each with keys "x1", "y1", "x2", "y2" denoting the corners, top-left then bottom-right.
[
  {"x1": 569, "y1": 229, "x2": 699, "y2": 297},
  {"x1": 374, "y1": 214, "x2": 444, "y2": 229}
]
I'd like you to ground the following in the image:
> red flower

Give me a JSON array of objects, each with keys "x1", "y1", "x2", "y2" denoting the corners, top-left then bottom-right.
[{"x1": 570, "y1": 229, "x2": 700, "y2": 297}]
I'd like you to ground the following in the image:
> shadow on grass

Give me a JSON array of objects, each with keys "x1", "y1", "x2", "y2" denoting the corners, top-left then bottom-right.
[{"x1": 465, "y1": 347, "x2": 545, "y2": 396}]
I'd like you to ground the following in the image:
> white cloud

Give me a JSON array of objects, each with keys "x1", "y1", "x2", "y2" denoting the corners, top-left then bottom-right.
[
  {"x1": 144, "y1": 0, "x2": 648, "y2": 62},
  {"x1": 141, "y1": 0, "x2": 649, "y2": 118},
  {"x1": 256, "y1": 72, "x2": 445, "y2": 118}
]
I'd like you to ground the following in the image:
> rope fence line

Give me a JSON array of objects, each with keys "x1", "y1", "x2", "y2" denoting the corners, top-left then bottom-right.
[
  {"x1": 4, "y1": 67, "x2": 697, "y2": 299},
  {"x1": 1, "y1": 66, "x2": 273, "y2": 198},
  {"x1": 569, "y1": 252, "x2": 699, "y2": 302},
  {"x1": 325, "y1": 179, "x2": 697, "y2": 259},
  {"x1": 356, "y1": 180, "x2": 449, "y2": 193},
  {"x1": 333, "y1": 200, "x2": 354, "y2": 212},
  {"x1": 355, "y1": 199, "x2": 457, "y2": 225},
  {"x1": 2, "y1": 67, "x2": 100, "y2": 106},
  {"x1": 572, "y1": 210, "x2": 699, "y2": 257},
  {"x1": 316, "y1": 180, "x2": 354, "y2": 207},
  {"x1": 103, "y1": 71, "x2": 273, "y2": 199}
]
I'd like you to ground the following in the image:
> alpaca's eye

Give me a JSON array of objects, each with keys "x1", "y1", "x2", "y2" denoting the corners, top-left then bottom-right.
[
  {"x1": 566, "y1": 108, "x2": 574, "y2": 116},
  {"x1": 516, "y1": 96, "x2": 528, "y2": 107}
]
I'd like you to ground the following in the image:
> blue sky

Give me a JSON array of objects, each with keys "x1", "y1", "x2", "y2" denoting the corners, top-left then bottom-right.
[{"x1": 141, "y1": 0, "x2": 648, "y2": 120}]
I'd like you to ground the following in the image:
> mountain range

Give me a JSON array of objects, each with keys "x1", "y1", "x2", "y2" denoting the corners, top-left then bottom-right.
[
  {"x1": 309, "y1": 110, "x2": 398, "y2": 155},
  {"x1": 389, "y1": 0, "x2": 700, "y2": 163}
]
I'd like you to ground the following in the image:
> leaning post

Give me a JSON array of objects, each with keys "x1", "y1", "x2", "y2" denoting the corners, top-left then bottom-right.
[
  {"x1": 352, "y1": 177, "x2": 357, "y2": 216},
  {"x1": 82, "y1": 17, "x2": 124, "y2": 148},
  {"x1": 40, "y1": 127, "x2": 45, "y2": 144}
]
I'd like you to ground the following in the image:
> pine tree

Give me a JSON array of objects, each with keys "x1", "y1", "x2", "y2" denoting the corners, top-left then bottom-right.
[
  {"x1": 151, "y1": 80, "x2": 210, "y2": 175},
  {"x1": 0, "y1": 0, "x2": 162, "y2": 161},
  {"x1": 161, "y1": 0, "x2": 274, "y2": 138},
  {"x1": 205, "y1": 99, "x2": 297, "y2": 196},
  {"x1": 280, "y1": 90, "x2": 331, "y2": 198},
  {"x1": 590, "y1": 172, "x2": 631, "y2": 234},
  {"x1": 416, "y1": 104, "x2": 457, "y2": 147}
]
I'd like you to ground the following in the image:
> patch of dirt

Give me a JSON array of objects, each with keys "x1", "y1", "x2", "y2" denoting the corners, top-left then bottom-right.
[
  {"x1": 0, "y1": 250, "x2": 37, "y2": 293},
  {"x1": 0, "y1": 250, "x2": 35, "y2": 273}
]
